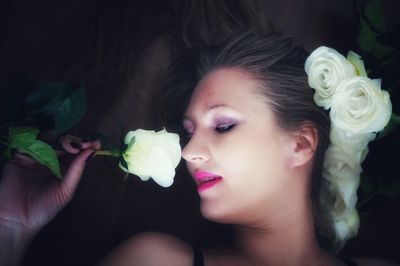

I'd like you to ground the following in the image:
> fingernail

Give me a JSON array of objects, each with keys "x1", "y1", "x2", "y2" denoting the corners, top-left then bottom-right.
[
  {"x1": 71, "y1": 142, "x2": 80, "y2": 149},
  {"x1": 85, "y1": 151, "x2": 96, "y2": 163}
]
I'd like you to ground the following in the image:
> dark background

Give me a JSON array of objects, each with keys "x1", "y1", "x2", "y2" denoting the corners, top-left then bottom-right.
[{"x1": 1, "y1": 0, "x2": 399, "y2": 265}]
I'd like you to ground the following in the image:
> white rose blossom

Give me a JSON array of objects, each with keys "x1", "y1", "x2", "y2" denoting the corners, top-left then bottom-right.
[
  {"x1": 323, "y1": 145, "x2": 361, "y2": 209},
  {"x1": 305, "y1": 45, "x2": 393, "y2": 245},
  {"x1": 329, "y1": 126, "x2": 375, "y2": 163},
  {"x1": 119, "y1": 129, "x2": 181, "y2": 187},
  {"x1": 330, "y1": 77, "x2": 392, "y2": 135},
  {"x1": 333, "y1": 208, "x2": 360, "y2": 244},
  {"x1": 346, "y1": 51, "x2": 367, "y2": 77},
  {"x1": 305, "y1": 46, "x2": 357, "y2": 109}
]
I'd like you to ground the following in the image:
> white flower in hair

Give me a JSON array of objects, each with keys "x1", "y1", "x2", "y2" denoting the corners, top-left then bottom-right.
[
  {"x1": 329, "y1": 126, "x2": 375, "y2": 163},
  {"x1": 305, "y1": 46, "x2": 356, "y2": 109},
  {"x1": 346, "y1": 51, "x2": 368, "y2": 77},
  {"x1": 305, "y1": 45, "x2": 393, "y2": 245},
  {"x1": 330, "y1": 77, "x2": 392, "y2": 135},
  {"x1": 333, "y1": 208, "x2": 360, "y2": 243},
  {"x1": 323, "y1": 145, "x2": 361, "y2": 208}
]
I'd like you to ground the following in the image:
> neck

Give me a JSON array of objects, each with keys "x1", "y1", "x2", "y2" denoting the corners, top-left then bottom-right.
[{"x1": 231, "y1": 196, "x2": 334, "y2": 266}]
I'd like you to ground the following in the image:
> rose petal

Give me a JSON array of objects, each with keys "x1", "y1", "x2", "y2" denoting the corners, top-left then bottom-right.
[
  {"x1": 305, "y1": 46, "x2": 357, "y2": 109},
  {"x1": 119, "y1": 129, "x2": 181, "y2": 187},
  {"x1": 330, "y1": 77, "x2": 392, "y2": 134}
]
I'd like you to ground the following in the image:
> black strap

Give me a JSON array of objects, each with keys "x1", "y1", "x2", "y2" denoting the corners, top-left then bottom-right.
[
  {"x1": 192, "y1": 247, "x2": 205, "y2": 266},
  {"x1": 193, "y1": 247, "x2": 358, "y2": 266}
]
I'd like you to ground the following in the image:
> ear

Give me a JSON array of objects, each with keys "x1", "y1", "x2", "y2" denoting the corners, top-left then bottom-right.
[{"x1": 286, "y1": 125, "x2": 318, "y2": 168}]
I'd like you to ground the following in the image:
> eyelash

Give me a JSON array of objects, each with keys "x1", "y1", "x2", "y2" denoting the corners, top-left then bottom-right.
[
  {"x1": 182, "y1": 121, "x2": 236, "y2": 140},
  {"x1": 182, "y1": 130, "x2": 192, "y2": 143},
  {"x1": 215, "y1": 123, "x2": 235, "y2": 133}
]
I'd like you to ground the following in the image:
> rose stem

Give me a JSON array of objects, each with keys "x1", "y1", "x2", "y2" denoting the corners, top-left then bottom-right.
[{"x1": 95, "y1": 149, "x2": 120, "y2": 157}]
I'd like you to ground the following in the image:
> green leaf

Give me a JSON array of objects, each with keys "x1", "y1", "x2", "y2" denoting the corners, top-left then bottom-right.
[
  {"x1": 358, "y1": 17, "x2": 394, "y2": 59},
  {"x1": 120, "y1": 136, "x2": 134, "y2": 173},
  {"x1": 364, "y1": 0, "x2": 386, "y2": 33},
  {"x1": 126, "y1": 136, "x2": 136, "y2": 150},
  {"x1": 19, "y1": 140, "x2": 62, "y2": 179},
  {"x1": 357, "y1": 0, "x2": 394, "y2": 60},
  {"x1": 118, "y1": 156, "x2": 130, "y2": 180},
  {"x1": 379, "y1": 181, "x2": 400, "y2": 198},
  {"x1": 25, "y1": 83, "x2": 87, "y2": 133},
  {"x1": 358, "y1": 17, "x2": 376, "y2": 54},
  {"x1": 8, "y1": 127, "x2": 39, "y2": 149},
  {"x1": 26, "y1": 82, "x2": 73, "y2": 115},
  {"x1": 120, "y1": 156, "x2": 129, "y2": 172},
  {"x1": 118, "y1": 135, "x2": 135, "y2": 175},
  {"x1": 53, "y1": 87, "x2": 86, "y2": 134}
]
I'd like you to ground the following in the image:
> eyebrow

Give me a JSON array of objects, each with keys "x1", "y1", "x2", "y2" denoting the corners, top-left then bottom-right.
[
  {"x1": 183, "y1": 104, "x2": 234, "y2": 121},
  {"x1": 207, "y1": 104, "x2": 231, "y2": 111}
]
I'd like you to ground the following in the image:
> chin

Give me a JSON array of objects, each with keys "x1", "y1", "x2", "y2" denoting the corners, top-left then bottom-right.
[{"x1": 200, "y1": 201, "x2": 238, "y2": 224}]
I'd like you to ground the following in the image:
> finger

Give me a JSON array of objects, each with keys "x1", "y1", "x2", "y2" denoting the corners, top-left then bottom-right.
[
  {"x1": 60, "y1": 135, "x2": 82, "y2": 154},
  {"x1": 92, "y1": 140, "x2": 101, "y2": 150},
  {"x1": 61, "y1": 149, "x2": 94, "y2": 195},
  {"x1": 80, "y1": 140, "x2": 102, "y2": 150},
  {"x1": 9, "y1": 152, "x2": 43, "y2": 170}
]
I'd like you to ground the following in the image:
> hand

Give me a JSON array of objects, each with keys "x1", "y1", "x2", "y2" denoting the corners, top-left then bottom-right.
[{"x1": 0, "y1": 136, "x2": 100, "y2": 234}]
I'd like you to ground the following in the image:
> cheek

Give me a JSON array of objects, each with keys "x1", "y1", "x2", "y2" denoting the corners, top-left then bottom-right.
[
  {"x1": 236, "y1": 134, "x2": 287, "y2": 182},
  {"x1": 212, "y1": 126, "x2": 287, "y2": 179},
  {"x1": 219, "y1": 139, "x2": 278, "y2": 181}
]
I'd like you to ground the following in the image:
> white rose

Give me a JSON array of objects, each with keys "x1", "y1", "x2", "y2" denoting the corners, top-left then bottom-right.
[
  {"x1": 329, "y1": 125, "x2": 376, "y2": 163},
  {"x1": 333, "y1": 208, "x2": 360, "y2": 242},
  {"x1": 346, "y1": 51, "x2": 367, "y2": 77},
  {"x1": 330, "y1": 77, "x2": 392, "y2": 135},
  {"x1": 119, "y1": 129, "x2": 181, "y2": 187},
  {"x1": 305, "y1": 46, "x2": 357, "y2": 109},
  {"x1": 323, "y1": 145, "x2": 361, "y2": 208}
]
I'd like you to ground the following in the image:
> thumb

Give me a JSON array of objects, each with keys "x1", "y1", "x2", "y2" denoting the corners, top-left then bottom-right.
[{"x1": 62, "y1": 149, "x2": 94, "y2": 195}]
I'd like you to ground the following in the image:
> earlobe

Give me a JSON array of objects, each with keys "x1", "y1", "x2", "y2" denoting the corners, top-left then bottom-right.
[{"x1": 290, "y1": 126, "x2": 318, "y2": 168}]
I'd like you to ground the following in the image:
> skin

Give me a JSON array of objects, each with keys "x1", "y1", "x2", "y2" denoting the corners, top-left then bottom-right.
[
  {"x1": 181, "y1": 68, "x2": 333, "y2": 265},
  {"x1": 102, "y1": 68, "x2": 341, "y2": 265},
  {"x1": 0, "y1": 136, "x2": 100, "y2": 266},
  {"x1": 100, "y1": 68, "x2": 398, "y2": 266},
  {"x1": 0, "y1": 69, "x2": 397, "y2": 266},
  {"x1": 182, "y1": 68, "x2": 310, "y2": 225}
]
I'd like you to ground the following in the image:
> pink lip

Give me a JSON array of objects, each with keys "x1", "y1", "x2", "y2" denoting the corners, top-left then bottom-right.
[
  {"x1": 194, "y1": 171, "x2": 222, "y2": 193},
  {"x1": 194, "y1": 171, "x2": 220, "y2": 180}
]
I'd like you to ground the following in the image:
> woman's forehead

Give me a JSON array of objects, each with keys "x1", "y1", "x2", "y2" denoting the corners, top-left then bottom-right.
[
  {"x1": 192, "y1": 68, "x2": 262, "y2": 103},
  {"x1": 184, "y1": 68, "x2": 270, "y2": 118}
]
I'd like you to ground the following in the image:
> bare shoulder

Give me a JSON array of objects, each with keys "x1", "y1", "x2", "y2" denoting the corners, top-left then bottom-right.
[
  {"x1": 98, "y1": 231, "x2": 194, "y2": 266},
  {"x1": 350, "y1": 257, "x2": 399, "y2": 266}
]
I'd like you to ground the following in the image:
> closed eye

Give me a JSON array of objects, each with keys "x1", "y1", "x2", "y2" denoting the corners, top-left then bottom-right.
[
  {"x1": 215, "y1": 123, "x2": 235, "y2": 133},
  {"x1": 181, "y1": 129, "x2": 192, "y2": 145},
  {"x1": 182, "y1": 119, "x2": 194, "y2": 142}
]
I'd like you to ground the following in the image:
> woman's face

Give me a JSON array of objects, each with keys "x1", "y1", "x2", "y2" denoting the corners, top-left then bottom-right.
[{"x1": 182, "y1": 68, "x2": 296, "y2": 224}]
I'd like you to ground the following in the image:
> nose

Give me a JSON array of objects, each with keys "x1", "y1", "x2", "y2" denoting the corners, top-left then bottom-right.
[{"x1": 181, "y1": 132, "x2": 210, "y2": 164}]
